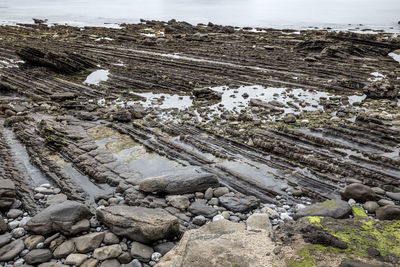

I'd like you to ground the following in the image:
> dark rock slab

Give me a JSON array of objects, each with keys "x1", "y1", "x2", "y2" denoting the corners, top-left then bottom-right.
[
  {"x1": 139, "y1": 173, "x2": 219, "y2": 194},
  {"x1": 25, "y1": 200, "x2": 91, "y2": 235},
  {"x1": 218, "y1": 195, "x2": 259, "y2": 213}
]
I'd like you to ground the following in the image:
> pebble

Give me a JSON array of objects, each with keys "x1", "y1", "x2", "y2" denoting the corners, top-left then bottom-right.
[
  {"x1": 11, "y1": 227, "x2": 25, "y2": 238},
  {"x1": 348, "y1": 199, "x2": 356, "y2": 206},
  {"x1": 151, "y1": 252, "x2": 162, "y2": 262},
  {"x1": 378, "y1": 199, "x2": 395, "y2": 206},
  {"x1": 212, "y1": 215, "x2": 225, "y2": 222},
  {"x1": 192, "y1": 215, "x2": 206, "y2": 226},
  {"x1": 280, "y1": 213, "x2": 292, "y2": 221}
]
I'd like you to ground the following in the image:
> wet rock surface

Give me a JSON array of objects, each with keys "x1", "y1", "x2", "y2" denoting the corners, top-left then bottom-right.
[{"x1": 0, "y1": 20, "x2": 399, "y2": 267}]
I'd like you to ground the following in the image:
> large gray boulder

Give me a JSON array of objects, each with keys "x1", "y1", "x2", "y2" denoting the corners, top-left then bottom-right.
[
  {"x1": 341, "y1": 183, "x2": 376, "y2": 202},
  {"x1": 139, "y1": 173, "x2": 219, "y2": 194},
  {"x1": 157, "y1": 220, "x2": 275, "y2": 267},
  {"x1": 0, "y1": 178, "x2": 16, "y2": 209},
  {"x1": 96, "y1": 206, "x2": 179, "y2": 243},
  {"x1": 24, "y1": 200, "x2": 91, "y2": 235},
  {"x1": 294, "y1": 200, "x2": 351, "y2": 219}
]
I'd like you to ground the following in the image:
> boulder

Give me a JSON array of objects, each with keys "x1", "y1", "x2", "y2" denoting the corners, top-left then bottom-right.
[
  {"x1": 139, "y1": 173, "x2": 219, "y2": 194},
  {"x1": 0, "y1": 239, "x2": 25, "y2": 261},
  {"x1": 0, "y1": 178, "x2": 16, "y2": 209},
  {"x1": 0, "y1": 232, "x2": 12, "y2": 247},
  {"x1": 96, "y1": 206, "x2": 179, "y2": 243},
  {"x1": 157, "y1": 220, "x2": 275, "y2": 267},
  {"x1": 294, "y1": 200, "x2": 351, "y2": 219},
  {"x1": 24, "y1": 200, "x2": 91, "y2": 235},
  {"x1": 24, "y1": 249, "x2": 52, "y2": 264},
  {"x1": 376, "y1": 205, "x2": 400, "y2": 220},
  {"x1": 81, "y1": 258, "x2": 99, "y2": 267},
  {"x1": 341, "y1": 183, "x2": 376, "y2": 202},
  {"x1": 219, "y1": 195, "x2": 259, "y2": 212}
]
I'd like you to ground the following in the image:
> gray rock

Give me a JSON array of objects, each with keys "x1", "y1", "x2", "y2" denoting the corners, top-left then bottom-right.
[
  {"x1": 188, "y1": 201, "x2": 217, "y2": 218},
  {"x1": 7, "y1": 209, "x2": 23, "y2": 219},
  {"x1": 204, "y1": 188, "x2": 213, "y2": 200},
  {"x1": 0, "y1": 239, "x2": 25, "y2": 261},
  {"x1": 65, "y1": 253, "x2": 87, "y2": 265},
  {"x1": 118, "y1": 251, "x2": 132, "y2": 264},
  {"x1": 376, "y1": 205, "x2": 400, "y2": 220},
  {"x1": 81, "y1": 258, "x2": 99, "y2": 267},
  {"x1": 100, "y1": 259, "x2": 121, "y2": 267},
  {"x1": 246, "y1": 213, "x2": 271, "y2": 231},
  {"x1": 126, "y1": 259, "x2": 142, "y2": 267},
  {"x1": 24, "y1": 235, "x2": 45, "y2": 250},
  {"x1": 294, "y1": 200, "x2": 351, "y2": 219},
  {"x1": 96, "y1": 206, "x2": 179, "y2": 243},
  {"x1": 104, "y1": 232, "x2": 120, "y2": 245},
  {"x1": 53, "y1": 240, "x2": 75, "y2": 258},
  {"x1": 219, "y1": 195, "x2": 259, "y2": 212},
  {"x1": 130, "y1": 242, "x2": 154, "y2": 262},
  {"x1": 0, "y1": 232, "x2": 12, "y2": 247},
  {"x1": 11, "y1": 227, "x2": 25, "y2": 238},
  {"x1": 192, "y1": 215, "x2": 206, "y2": 226},
  {"x1": 74, "y1": 232, "x2": 105, "y2": 253},
  {"x1": 93, "y1": 244, "x2": 123, "y2": 260},
  {"x1": 213, "y1": 187, "x2": 229, "y2": 197},
  {"x1": 24, "y1": 249, "x2": 52, "y2": 264},
  {"x1": 0, "y1": 178, "x2": 16, "y2": 209},
  {"x1": 340, "y1": 183, "x2": 376, "y2": 202},
  {"x1": 139, "y1": 173, "x2": 219, "y2": 194},
  {"x1": 166, "y1": 195, "x2": 190, "y2": 210},
  {"x1": 154, "y1": 242, "x2": 175, "y2": 255},
  {"x1": 283, "y1": 113, "x2": 296, "y2": 123},
  {"x1": 371, "y1": 187, "x2": 385, "y2": 195},
  {"x1": 378, "y1": 199, "x2": 395, "y2": 206},
  {"x1": 363, "y1": 201, "x2": 379, "y2": 213},
  {"x1": 0, "y1": 215, "x2": 7, "y2": 233},
  {"x1": 24, "y1": 200, "x2": 91, "y2": 235},
  {"x1": 46, "y1": 193, "x2": 68, "y2": 207},
  {"x1": 151, "y1": 252, "x2": 162, "y2": 262},
  {"x1": 386, "y1": 192, "x2": 400, "y2": 201}
]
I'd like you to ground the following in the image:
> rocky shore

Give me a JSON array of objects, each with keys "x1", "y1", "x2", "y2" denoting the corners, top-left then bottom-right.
[{"x1": 0, "y1": 19, "x2": 399, "y2": 266}]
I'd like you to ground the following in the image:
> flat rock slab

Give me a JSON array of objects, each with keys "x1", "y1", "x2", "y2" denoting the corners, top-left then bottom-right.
[
  {"x1": 139, "y1": 173, "x2": 219, "y2": 194},
  {"x1": 294, "y1": 200, "x2": 351, "y2": 219},
  {"x1": 96, "y1": 205, "x2": 179, "y2": 243},
  {"x1": 188, "y1": 201, "x2": 217, "y2": 218},
  {"x1": 157, "y1": 219, "x2": 275, "y2": 267},
  {"x1": 25, "y1": 200, "x2": 91, "y2": 235}
]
